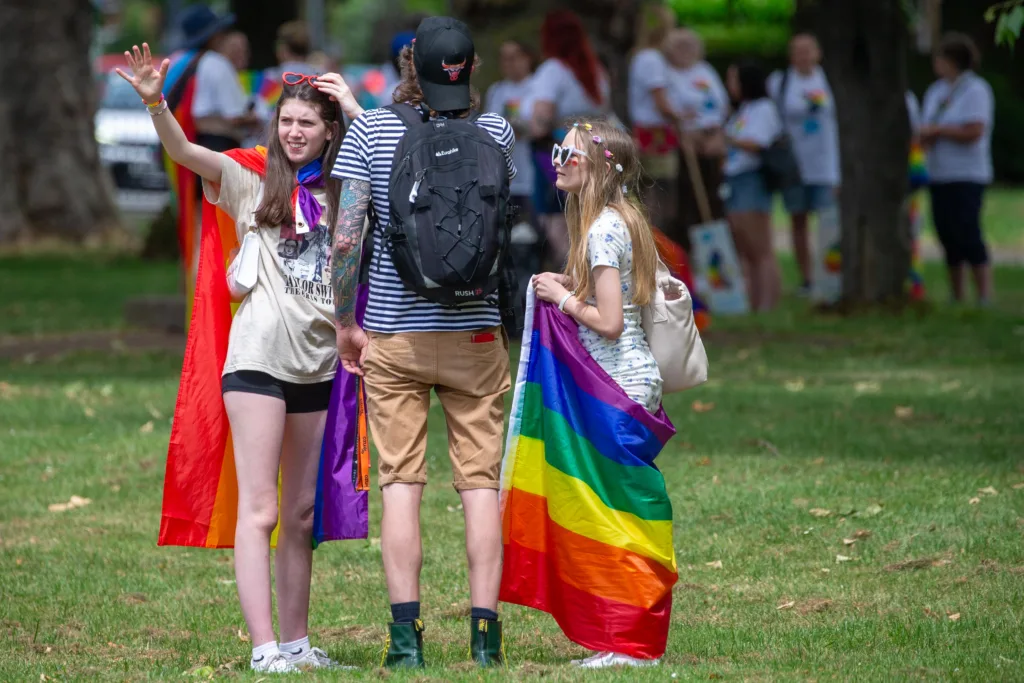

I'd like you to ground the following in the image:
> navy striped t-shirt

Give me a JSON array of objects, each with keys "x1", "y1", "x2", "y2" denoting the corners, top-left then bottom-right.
[{"x1": 331, "y1": 105, "x2": 517, "y2": 333}]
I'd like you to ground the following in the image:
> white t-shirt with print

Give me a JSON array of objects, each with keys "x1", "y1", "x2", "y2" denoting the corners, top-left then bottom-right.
[
  {"x1": 529, "y1": 58, "x2": 610, "y2": 121},
  {"x1": 485, "y1": 78, "x2": 536, "y2": 196},
  {"x1": 628, "y1": 48, "x2": 670, "y2": 127},
  {"x1": 667, "y1": 61, "x2": 730, "y2": 131},
  {"x1": 577, "y1": 208, "x2": 662, "y2": 413},
  {"x1": 767, "y1": 66, "x2": 841, "y2": 186},
  {"x1": 921, "y1": 72, "x2": 994, "y2": 184},
  {"x1": 203, "y1": 156, "x2": 336, "y2": 383},
  {"x1": 192, "y1": 50, "x2": 249, "y2": 120},
  {"x1": 724, "y1": 98, "x2": 782, "y2": 177}
]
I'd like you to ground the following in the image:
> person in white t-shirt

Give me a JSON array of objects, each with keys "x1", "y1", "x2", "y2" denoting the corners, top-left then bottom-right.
[
  {"x1": 485, "y1": 39, "x2": 539, "y2": 309},
  {"x1": 767, "y1": 33, "x2": 840, "y2": 295},
  {"x1": 527, "y1": 10, "x2": 611, "y2": 268},
  {"x1": 921, "y1": 33, "x2": 994, "y2": 305},
  {"x1": 185, "y1": 15, "x2": 259, "y2": 153},
  {"x1": 117, "y1": 42, "x2": 365, "y2": 674},
  {"x1": 723, "y1": 62, "x2": 784, "y2": 312},
  {"x1": 663, "y1": 28, "x2": 729, "y2": 243},
  {"x1": 627, "y1": 5, "x2": 681, "y2": 236}
]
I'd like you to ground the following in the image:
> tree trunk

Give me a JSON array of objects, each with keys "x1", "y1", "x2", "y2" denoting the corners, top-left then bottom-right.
[
  {"x1": 232, "y1": 0, "x2": 299, "y2": 70},
  {"x1": 453, "y1": 0, "x2": 645, "y2": 124},
  {"x1": 816, "y1": 0, "x2": 911, "y2": 306},
  {"x1": 0, "y1": 0, "x2": 120, "y2": 244}
]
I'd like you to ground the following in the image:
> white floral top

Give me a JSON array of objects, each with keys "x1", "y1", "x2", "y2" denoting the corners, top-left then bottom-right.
[{"x1": 577, "y1": 208, "x2": 663, "y2": 412}]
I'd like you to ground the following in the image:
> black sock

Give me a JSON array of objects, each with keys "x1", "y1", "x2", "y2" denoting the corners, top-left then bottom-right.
[
  {"x1": 471, "y1": 607, "x2": 499, "y2": 622},
  {"x1": 390, "y1": 601, "x2": 420, "y2": 624}
]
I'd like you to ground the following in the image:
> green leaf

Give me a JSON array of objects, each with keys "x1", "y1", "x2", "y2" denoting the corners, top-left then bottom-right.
[
  {"x1": 986, "y1": 5, "x2": 999, "y2": 23},
  {"x1": 1006, "y1": 5, "x2": 1024, "y2": 36}
]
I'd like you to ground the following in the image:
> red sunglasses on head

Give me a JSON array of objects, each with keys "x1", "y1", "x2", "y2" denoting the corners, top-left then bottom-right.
[{"x1": 282, "y1": 72, "x2": 318, "y2": 86}]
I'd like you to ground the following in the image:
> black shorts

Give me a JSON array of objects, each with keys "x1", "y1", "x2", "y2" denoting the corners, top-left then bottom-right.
[
  {"x1": 222, "y1": 370, "x2": 332, "y2": 414},
  {"x1": 929, "y1": 182, "x2": 988, "y2": 267}
]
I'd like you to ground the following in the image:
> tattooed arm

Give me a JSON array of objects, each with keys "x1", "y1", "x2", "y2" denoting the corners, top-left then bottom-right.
[
  {"x1": 332, "y1": 178, "x2": 372, "y2": 374},
  {"x1": 333, "y1": 179, "x2": 371, "y2": 326}
]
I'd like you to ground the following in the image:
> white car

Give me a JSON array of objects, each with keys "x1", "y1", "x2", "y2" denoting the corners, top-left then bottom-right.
[{"x1": 95, "y1": 71, "x2": 169, "y2": 213}]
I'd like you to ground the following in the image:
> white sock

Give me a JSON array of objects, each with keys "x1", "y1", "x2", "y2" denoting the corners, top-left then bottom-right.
[
  {"x1": 280, "y1": 636, "x2": 310, "y2": 658},
  {"x1": 252, "y1": 640, "x2": 280, "y2": 663}
]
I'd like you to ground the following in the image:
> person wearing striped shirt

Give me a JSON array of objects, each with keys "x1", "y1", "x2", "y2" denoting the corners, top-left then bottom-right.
[{"x1": 329, "y1": 16, "x2": 516, "y2": 669}]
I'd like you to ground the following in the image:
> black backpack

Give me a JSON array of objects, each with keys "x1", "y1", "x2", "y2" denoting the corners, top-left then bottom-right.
[
  {"x1": 761, "y1": 69, "x2": 802, "y2": 192},
  {"x1": 383, "y1": 103, "x2": 511, "y2": 307}
]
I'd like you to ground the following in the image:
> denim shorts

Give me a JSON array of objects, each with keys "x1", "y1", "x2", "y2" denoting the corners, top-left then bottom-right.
[
  {"x1": 782, "y1": 183, "x2": 836, "y2": 214},
  {"x1": 724, "y1": 170, "x2": 772, "y2": 213}
]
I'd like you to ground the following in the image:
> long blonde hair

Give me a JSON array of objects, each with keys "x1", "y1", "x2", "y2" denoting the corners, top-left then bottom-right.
[{"x1": 563, "y1": 119, "x2": 658, "y2": 307}]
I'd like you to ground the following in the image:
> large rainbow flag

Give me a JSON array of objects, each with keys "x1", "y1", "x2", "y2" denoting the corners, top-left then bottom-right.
[
  {"x1": 158, "y1": 146, "x2": 369, "y2": 548},
  {"x1": 499, "y1": 287, "x2": 678, "y2": 660}
]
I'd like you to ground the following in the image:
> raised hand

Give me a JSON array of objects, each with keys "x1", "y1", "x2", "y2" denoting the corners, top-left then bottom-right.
[
  {"x1": 114, "y1": 43, "x2": 169, "y2": 106},
  {"x1": 313, "y1": 72, "x2": 362, "y2": 120}
]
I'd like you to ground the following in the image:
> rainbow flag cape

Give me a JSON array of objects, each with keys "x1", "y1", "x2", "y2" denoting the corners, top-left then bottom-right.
[
  {"x1": 499, "y1": 287, "x2": 678, "y2": 660},
  {"x1": 158, "y1": 146, "x2": 369, "y2": 548},
  {"x1": 653, "y1": 227, "x2": 711, "y2": 331}
]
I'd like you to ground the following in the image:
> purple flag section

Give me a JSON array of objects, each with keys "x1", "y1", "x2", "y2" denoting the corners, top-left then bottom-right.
[{"x1": 312, "y1": 283, "x2": 370, "y2": 545}]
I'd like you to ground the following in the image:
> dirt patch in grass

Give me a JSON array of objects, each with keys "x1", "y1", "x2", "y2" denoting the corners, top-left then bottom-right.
[
  {"x1": 797, "y1": 599, "x2": 834, "y2": 615},
  {"x1": 0, "y1": 330, "x2": 183, "y2": 361},
  {"x1": 317, "y1": 625, "x2": 384, "y2": 645},
  {"x1": 885, "y1": 556, "x2": 953, "y2": 572}
]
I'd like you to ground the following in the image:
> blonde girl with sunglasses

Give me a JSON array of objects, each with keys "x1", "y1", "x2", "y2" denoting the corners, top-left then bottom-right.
[
  {"x1": 530, "y1": 119, "x2": 665, "y2": 669},
  {"x1": 532, "y1": 119, "x2": 663, "y2": 416}
]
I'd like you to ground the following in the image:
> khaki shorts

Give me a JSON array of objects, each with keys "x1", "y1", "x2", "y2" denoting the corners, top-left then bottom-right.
[{"x1": 363, "y1": 326, "x2": 511, "y2": 491}]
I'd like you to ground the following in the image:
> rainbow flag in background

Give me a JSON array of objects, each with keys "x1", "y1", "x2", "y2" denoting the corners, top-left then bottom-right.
[
  {"x1": 906, "y1": 141, "x2": 928, "y2": 301},
  {"x1": 908, "y1": 141, "x2": 928, "y2": 192},
  {"x1": 239, "y1": 68, "x2": 284, "y2": 111},
  {"x1": 653, "y1": 227, "x2": 710, "y2": 331},
  {"x1": 158, "y1": 146, "x2": 369, "y2": 549},
  {"x1": 499, "y1": 287, "x2": 678, "y2": 660}
]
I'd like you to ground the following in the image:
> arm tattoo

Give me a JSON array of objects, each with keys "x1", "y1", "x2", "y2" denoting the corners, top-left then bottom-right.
[{"x1": 332, "y1": 179, "x2": 371, "y2": 327}]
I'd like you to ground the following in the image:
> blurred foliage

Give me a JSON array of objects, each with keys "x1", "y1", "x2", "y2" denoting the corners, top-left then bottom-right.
[
  {"x1": 669, "y1": 0, "x2": 792, "y2": 56},
  {"x1": 331, "y1": 0, "x2": 446, "y2": 64},
  {"x1": 670, "y1": 0, "x2": 794, "y2": 24}
]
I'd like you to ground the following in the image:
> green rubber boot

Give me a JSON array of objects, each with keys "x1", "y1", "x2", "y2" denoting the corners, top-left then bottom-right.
[
  {"x1": 382, "y1": 620, "x2": 425, "y2": 669},
  {"x1": 470, "y1": 618, "x2": 504, "y2": 667}
]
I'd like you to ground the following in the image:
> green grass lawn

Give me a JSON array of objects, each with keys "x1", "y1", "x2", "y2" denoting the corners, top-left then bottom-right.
[
  {"x1": 1, "y1": 255, "x2": 1023, "y2": 682},
  {"x1": 771, "y1": 186, "x2": 1024, "y2": 255}
]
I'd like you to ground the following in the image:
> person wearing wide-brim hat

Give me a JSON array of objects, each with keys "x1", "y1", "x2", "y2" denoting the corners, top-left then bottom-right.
[
  {"x1": 171, "y1": 4, "x2": 258, "y2": 152},
  {"x1": 161, "y1": 5, "x2": 261, "y2": 310}
]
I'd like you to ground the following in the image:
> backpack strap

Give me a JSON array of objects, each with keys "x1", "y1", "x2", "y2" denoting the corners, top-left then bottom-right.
[{"x1": 386, "y1": 102, "x2": 429, "y2": 128}]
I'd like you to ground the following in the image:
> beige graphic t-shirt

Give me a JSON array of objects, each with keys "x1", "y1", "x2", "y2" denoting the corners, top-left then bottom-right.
[{"x1": 203, "y1": 155, "x2": 336, "y2": 384}]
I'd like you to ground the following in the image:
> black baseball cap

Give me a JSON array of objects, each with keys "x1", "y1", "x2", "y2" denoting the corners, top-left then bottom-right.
[{"x1": 413, "y1": 16, "x2": 475, "y2": 112}]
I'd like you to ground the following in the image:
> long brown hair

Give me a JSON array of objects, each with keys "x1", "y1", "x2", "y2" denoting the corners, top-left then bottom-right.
[
  {"x1": 254, "y1": 81, "x2": 344, "y2": 232},
  {"x1": 392, "y1": 44, "x2": 481, "y2": 115},
  {"x1": 563, "y1": 119, "x2": 658, "y2": 307}
]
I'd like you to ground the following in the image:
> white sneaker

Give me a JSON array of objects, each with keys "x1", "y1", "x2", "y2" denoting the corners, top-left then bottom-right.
[
  {"x1": 250, "y1": 652, "x2": 298, "y2": 673},
  {"x1": 571, "y1": 651, "x2": 660, "y2": 669},
  {"x1": 284, "y1": 647, "x2": 356, "y2": 671}
]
